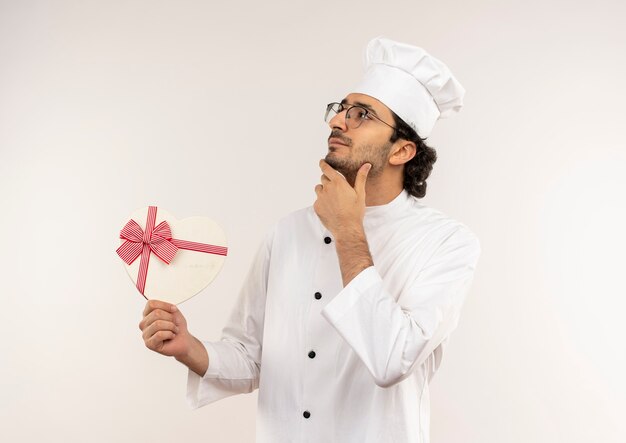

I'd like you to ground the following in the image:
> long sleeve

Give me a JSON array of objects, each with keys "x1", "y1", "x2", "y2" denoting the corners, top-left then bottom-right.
[
  {"x1": 186, "y1": 228, "x2": 273, "y2": 409},
  {"x1": 321, "y1": 226, "x2": 481, "y2": 388}
]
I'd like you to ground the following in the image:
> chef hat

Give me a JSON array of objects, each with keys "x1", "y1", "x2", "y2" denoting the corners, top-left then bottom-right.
[{"x1": 353, "y1": 36, "x2": 465, "y2": 138}]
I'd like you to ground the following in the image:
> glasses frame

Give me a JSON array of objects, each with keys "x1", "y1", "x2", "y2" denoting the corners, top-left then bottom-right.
[{"x1": 325, "y1": 102, "x2": 397, "y2": 131}]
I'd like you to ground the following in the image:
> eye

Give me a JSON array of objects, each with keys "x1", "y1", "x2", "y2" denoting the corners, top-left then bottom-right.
[{"x1": 356, "y1": 109, "x2": 370, "y2": 120}]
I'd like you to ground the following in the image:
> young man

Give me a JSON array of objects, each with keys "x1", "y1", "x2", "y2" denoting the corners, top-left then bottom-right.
[{"x1": 139, "y1": 37, "x2": 481, "y2": 442}]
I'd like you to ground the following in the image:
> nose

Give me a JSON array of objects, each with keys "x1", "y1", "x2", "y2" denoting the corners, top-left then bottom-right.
[{"x1": 328, "y1": 108, "x2": 348, "y2": 131}]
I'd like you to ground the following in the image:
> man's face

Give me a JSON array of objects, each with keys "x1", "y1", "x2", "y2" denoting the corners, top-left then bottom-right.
[{"x1": 325, "y1": 93, "x2": 396, "y2": 186}]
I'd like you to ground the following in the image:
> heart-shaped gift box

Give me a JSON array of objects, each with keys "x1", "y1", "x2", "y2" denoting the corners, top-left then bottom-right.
[{"x1": 117, "y1": 206, "x2": 228, "y2": 305}]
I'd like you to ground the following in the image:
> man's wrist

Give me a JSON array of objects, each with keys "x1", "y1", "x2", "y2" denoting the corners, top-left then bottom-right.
[
  {"x1": 333, "y1": 222, "x2": 366, "y2": 243},
  {"x1": 176, "y1": 335, "x2": 209, "y2": 377},
  {"x1": 333, "y1": 223, "x2": 374, "y2": 286}
]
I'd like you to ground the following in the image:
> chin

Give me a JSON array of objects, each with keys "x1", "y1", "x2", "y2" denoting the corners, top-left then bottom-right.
[
  {"x1": 324, "y1": 154, "x2": 341, "y2": 169},
  {"x1": 324, "y1": 153, "x2": 338, "y2": 165},
  {"x1": 325, "y1": 158, "x2": 354, "y2": 179}
]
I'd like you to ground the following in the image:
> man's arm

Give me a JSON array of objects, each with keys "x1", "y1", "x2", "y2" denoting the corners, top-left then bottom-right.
[
  {"x1": 140, "y1": 227, "x2": 273, "y2": 409},
  {"x1": 313, "y1": 159, "x2": 481, "y2": 387},
  {"x1": 321, "y1": 229, "x2": 481, "y2": 387}
]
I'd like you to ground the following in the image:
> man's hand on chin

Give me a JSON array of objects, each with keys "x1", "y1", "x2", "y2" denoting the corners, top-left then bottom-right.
[
  {"x1": 314, "y1": 159, "x2": 374, "y2": 286},
  {"x1": 313, "y1": 159, "x2": 371, "y2": 237}
]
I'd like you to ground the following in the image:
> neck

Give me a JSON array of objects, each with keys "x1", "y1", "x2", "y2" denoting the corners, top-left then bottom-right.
[{"x1": 364, "y1": 172, "x2": 404, "y2": 206}]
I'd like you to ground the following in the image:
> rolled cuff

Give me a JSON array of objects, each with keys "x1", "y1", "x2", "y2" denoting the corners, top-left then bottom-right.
[
  {"x1": 185, "y1": 341, "x2": 224, "y2": 409},
  {"x1": 185, "y1": 340, "x2": 259, "y2": 409},
  {"x1": 321, "y1": 265, "x2": 380, "y2": 323}
]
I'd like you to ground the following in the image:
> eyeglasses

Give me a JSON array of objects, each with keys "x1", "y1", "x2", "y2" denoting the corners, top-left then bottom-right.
[{"x1": 324, "y1": 102, "x2": 396, "y2": 130}]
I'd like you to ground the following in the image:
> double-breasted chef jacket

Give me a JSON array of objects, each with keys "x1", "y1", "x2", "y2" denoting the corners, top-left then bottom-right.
[{"x1": 187, "y1": 189, "x2": 481, "y2": 442}]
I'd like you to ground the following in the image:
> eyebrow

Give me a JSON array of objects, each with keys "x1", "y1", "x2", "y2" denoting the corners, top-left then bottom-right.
[{"x1": 339, "y1": 99, "x2": 380, "y2": 117}]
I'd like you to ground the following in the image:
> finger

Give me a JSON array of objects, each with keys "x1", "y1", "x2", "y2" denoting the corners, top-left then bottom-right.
[
  {"x1": 143, "y1": 318, "x2": 179, "y2": 341},
  {"x1": 143, "y1": 299, "x2": 177, "y2": 317},
  {"x1": 355, "y1": 163, "x2": 371, "y2": 196},
  {"x1": 139, "y1": 308, "x2": 176, "y2": 331},
  {"x1": 145, "y1": 330, "x2": 176, "y2": 351},
  {"x1": 319, "y1": 159, "x2": 344, "y2": 181}
]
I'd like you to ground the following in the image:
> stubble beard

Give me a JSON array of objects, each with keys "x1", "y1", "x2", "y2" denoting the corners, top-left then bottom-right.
[{"x1": 325, "y1": 141, "x2": 393, "y2": 187}]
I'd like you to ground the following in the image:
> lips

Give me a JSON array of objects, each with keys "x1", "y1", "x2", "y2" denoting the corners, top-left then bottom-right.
[{"x1": 328, "y1": 137, "x2": 348, "y2": 146}]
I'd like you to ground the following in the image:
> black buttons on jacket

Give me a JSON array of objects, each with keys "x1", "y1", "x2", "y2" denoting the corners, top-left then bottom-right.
[
  {"x1": 314, "y1": 292, "x2": 322, "y2": 300},
  {"x1": 324, "y1": 236, "x2": 332, "y2": 244},
  {"x1": 308, "y1": 351, "x2": 316, "y2": 359},
  {"x1": 303, "y1": 411, "x2": 311, "y2": 419}
]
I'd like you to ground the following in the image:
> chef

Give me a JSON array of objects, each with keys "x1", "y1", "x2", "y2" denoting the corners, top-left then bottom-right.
[{"x1": 139, "y1": 36, "x2": 481, "y2": 442}]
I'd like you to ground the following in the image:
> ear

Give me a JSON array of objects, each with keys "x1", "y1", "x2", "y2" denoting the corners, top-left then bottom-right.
[{"x1": 388, "y1": 141, "x2": 417, "y2": 166}]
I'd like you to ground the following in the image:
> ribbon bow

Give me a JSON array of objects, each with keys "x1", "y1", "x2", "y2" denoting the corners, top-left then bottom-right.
[{"x1": 116, "y1": 206, "x2": 227, "y2": 298}]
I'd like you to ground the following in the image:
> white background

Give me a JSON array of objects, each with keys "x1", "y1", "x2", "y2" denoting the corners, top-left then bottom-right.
[{"x1": 1, "y1": 0, "x2": 625, "y2": 442}]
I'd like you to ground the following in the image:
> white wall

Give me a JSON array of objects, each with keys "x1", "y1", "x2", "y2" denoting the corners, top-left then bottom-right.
[{"x1": 1, "y1": 0, "x2": 625, "y2": 442}]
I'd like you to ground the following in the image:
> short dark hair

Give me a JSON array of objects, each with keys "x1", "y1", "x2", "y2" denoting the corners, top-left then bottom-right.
[{"x1": 389, "y1": 112, "x2": 437, "y2": 198}]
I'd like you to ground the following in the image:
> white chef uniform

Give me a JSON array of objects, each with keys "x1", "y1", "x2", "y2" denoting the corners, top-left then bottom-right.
[{"x1": 186, "y1": 188, "x2": 481, "y2": 442}]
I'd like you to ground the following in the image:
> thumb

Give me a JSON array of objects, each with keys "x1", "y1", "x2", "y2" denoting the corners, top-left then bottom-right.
[{"x1": 355, "y1": 163, "x2": 371, "y2": 196}]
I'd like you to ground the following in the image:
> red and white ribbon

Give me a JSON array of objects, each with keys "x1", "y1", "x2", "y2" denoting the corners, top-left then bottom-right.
[{"x1": 116, "y1": 206, "x2": 228, "y2": 298}]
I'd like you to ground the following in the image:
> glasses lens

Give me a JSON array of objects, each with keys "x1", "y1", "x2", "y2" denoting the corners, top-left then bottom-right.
[
  {"x1": 346, "y1": 106, "x2": 367, "y2": 129},
  {"x1": 324, "y1": 103, "x2": 340, "y2": 123}
]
